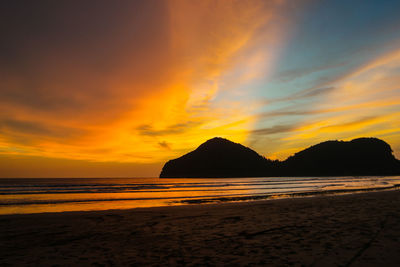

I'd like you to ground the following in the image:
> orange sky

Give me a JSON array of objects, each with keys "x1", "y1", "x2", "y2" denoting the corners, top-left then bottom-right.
[{"x1": 1, "y1": 0, "x2": 400, "y2": 177}]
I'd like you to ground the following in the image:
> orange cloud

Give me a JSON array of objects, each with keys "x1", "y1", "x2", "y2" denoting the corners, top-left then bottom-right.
[{"x1": 0, "y1": 1, "x2": 298, "y2": 177}]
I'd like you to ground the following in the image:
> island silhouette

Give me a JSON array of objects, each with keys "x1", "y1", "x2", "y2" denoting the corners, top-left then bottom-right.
[{"x1": 159, "y1": 137, "x2": 400, "y2": 178}]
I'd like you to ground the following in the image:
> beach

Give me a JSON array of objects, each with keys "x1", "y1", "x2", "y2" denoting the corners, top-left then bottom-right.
[{"x1": 1, "y1": 190, "x2": 400, "y2": 266}]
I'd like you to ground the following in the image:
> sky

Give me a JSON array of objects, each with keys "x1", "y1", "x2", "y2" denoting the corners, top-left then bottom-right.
[{"x1": 1, "y1": 0, "x2": 400, "y2": 177}]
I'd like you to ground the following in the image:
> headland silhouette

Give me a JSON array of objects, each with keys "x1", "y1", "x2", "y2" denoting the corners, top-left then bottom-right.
[{"x1": 160, "y1": 137, "x2": 400, "y2": 178}]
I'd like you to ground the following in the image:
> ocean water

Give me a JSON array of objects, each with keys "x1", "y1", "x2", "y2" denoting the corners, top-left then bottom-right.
[{"x1": 0, "y1": 176, "x2": 399, "y2": 215}]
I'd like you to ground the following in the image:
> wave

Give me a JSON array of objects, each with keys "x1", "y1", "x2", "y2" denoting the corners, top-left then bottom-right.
[
  {"x1": 1, "y1": 177, "x2": 396, "y2": 194},
  {"x1": 0, "y1": 185, "x2": 324, "y2": 195},
  {"x1": 177, "y1": 184, "x2": 400, "y2": 204},
  {"x1": 2, "y1": 184, "x2": 399, "y2": 207}
]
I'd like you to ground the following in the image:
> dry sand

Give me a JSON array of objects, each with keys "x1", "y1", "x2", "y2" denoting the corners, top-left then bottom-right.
[{"x1": 1, "y1": 190, "x2": 400, "y2": 266}]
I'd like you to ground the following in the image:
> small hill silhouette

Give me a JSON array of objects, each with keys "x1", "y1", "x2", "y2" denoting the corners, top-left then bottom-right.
[{"x1": 159, "y1": 137, "x2": 400, "y2": 178}]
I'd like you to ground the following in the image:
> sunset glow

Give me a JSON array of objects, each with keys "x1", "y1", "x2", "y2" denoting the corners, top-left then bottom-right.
[{"x1": 1, "y1": 0, "x2": 400, "y2": 177}]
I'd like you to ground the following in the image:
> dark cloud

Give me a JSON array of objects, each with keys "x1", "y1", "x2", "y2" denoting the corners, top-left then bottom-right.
[
  {"x1": 250, "y1": 125, "x2": 296, "y2": 136},
  {"x1": 300, "y1": 86, "x2": 336, "y2": 98},
  {"x1": 259, "y1": 110, "x2": 318, "y2": 118},
  {"x1": 0, "y1": 1, "x2": 173, "y2": 117},
  {"x1": 0, "y1": 84, "x2": 81, "y2": 112},
  {"x1": 273, "y1": 62, "x2": 347, "y2": 82},
  {"x1": 266, "y1": 86, "x2": 336, "y2": 104},
  {"x1": 0, "y1": 119, "x2": 83, "y2": 140},
  {"x1": 0, "y1": 119, "x2": 53, "y2": 136},
  {"x1": 136, "y1": 121, "x2": 202, "y2": 136},
  {"x1": 158, "y1": 141, "x2": 171, "y2": 150}
]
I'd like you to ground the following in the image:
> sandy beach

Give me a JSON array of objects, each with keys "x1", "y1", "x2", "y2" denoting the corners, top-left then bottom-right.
[{"x1": 1, "y1": 190, "x2": 400, "y2": 266}]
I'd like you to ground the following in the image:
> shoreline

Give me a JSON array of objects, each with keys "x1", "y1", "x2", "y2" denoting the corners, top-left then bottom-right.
[
  {"x1": 1, "y1": 185, "x2": 398, "y2": 217},
  {"x1": 1, "y1": 184, "x2": 400, "y2": 216},
  {"x1": 178, "y1": 184, "x2": 400, "y2": 204},
  {"x1": 2, "y1": 190, "x2": 400, "y2": 265}
]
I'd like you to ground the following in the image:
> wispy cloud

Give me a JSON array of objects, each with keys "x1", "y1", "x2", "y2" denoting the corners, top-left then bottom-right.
[
  {"x1": 136, "y1": 121, "x2": 202, "y2": 137},
  {"x1": 273, "y1": 62, "x2": 348, "y2": 82},
  {"x1": 265, "y1": 86, "x2": 336, "y2": 103},
  {"x1": 250, "y1": 125, "x2": 296, "y2": 136}
]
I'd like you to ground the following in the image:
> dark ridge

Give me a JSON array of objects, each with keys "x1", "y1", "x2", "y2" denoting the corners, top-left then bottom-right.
[
  {"x1": 282, "y1": 138, "x2": 400, "y2": 176},
  {"x1": 159, "y1": 137, "x2": 400, "y2": 178},
  {"x1": 160, "y1": 137, "x2": 275, "y2": 178}
]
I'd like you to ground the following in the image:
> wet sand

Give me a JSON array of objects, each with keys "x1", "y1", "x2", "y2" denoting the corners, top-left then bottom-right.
[{"x1": 1, "y1": 190, "x2": 400, "y2": 266}]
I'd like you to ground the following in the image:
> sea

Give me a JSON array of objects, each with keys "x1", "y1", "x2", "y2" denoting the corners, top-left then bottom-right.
[{"x1": 0, "y1": 176, "x2": 400, "y2": 215}]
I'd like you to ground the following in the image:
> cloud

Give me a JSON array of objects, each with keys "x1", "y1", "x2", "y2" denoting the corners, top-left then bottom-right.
[
  {"x1": 158, "y1": 141, "x2": 171, "y2": 150},
  {"x1": 250, "y1": 124, "x2": 297, "y2": 136},
  {"x1": 0, "y1": 118, "x2": 84, "y2": 143},
  {"x1": 0, "y1": 119, "x2": 54, "y2": 136},
  {"x1": 0, "y1": 1, "x2": 178, "y2": 125},
  {"x1": 319, "y1": 116, "x2": 380, "y2": 132},
  {"x1": 299, "y1": 86, "x2": 336, "y2": 98},
  {"x1": 266, "y1": 86, "x2": 336, "y2": 103},
  {"x1": 250, "y1": 46, "x2": 400, "y2": 161},
  {"x1": 273, "y1": 62, "x2": 348, "y2": 82},
  {"x1": 0, "y1": 0, "x2": 294, "y2": 169},
  {"x1": 136, "y1": 121, "x2": 202, "y2": 137}
]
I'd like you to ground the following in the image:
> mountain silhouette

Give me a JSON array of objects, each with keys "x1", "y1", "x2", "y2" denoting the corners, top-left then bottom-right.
[
  {"x1": 160, "y1": 137, "x2": 275, "y2": 178},
  {"x1": 159, "y1": 137, "x2": 400, "y2": 178},
  {"x1": 282, "y1": 138, "x2": 400, "y2": 176}
]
